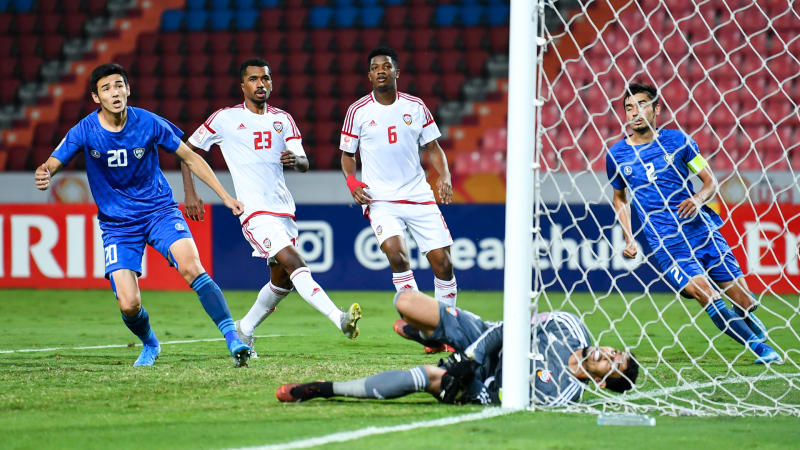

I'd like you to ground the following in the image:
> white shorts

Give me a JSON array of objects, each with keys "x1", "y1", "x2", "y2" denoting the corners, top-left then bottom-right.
[
  {"x1": 241, "y1": 213, "x2": 298, "y2": 263},
  {"x1": 366, "y1": 201, "x2": 453, "y2": 253}
]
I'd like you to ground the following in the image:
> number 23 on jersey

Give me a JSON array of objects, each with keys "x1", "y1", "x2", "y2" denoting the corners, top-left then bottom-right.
[{"x1": 253, "y1": 131, "x2": 272, "y2": 150}]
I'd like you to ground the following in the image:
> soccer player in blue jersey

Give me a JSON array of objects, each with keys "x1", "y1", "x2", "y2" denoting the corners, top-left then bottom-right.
[
  {"x1": 276, "y1": 290, "x2": 638, "y2": 405},
  {"x1": 606, "y1": 82, "x2": 780, "y2": 364},
  {"x1": 33, "y1": 63, "x2": 252, "y2": 367}
]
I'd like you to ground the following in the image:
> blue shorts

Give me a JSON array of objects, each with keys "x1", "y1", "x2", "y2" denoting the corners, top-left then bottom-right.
[
  {"x1": 100, "y1": 207, "x2": 193, "y2": 278},
  {"x1": 651, "y1": 229, "x2": 743, "y2": 292}
]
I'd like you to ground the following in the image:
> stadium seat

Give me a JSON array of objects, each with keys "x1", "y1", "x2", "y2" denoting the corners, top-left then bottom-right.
[
  {"x1": 409, "y1": 6, "x2": 434, "y2": 28},
  {"x1": 408, "y1": 73, "x2": 438, "y2": 98},
  {"x1": 337, "y1": 51, "x2": 363, "y2": 75},
  {"x1": 185, "y1": 33, "x2": 209, "y2": 55},
  {"x1": 209, "y1": 31, "x2": 235, "y2": 54},
  {"x1": 338, "y1": 73, "x2": 368, "y2": 99},
  {"x1": 434, "y1": 5, "x2": 459, "y2": 27},
  {"x1": 460, "y1": 5, "x2": 484, "y2": 27},
  {"x1": 309, "y1": 29, "x2": 335, "y2": 52},
  {"x1": 258, "y1": 7, "x2": 283, "y2": 30},
  {"x1": 185, "y1": 10, "x2": 209, "y2": 32},
  {"x1": 314, "y1": 74, "x2": 338, "y2": 97},
  {"x1": 286, "y1": 75, "x2": 311, "y2": 97},
  {"x1": 63, "y1": 12, "x2": 86, "y2": 38},
  {"x1": 411, "y1": 28, "x2": 436, "y2": 51},
  {"x1": 210, "y1": 76, "x2": 237, "y2": 101},
  {"x1": 384, "y1": 28, "x2": 411, "y2": 53},
  {"x1": 33, "y1": 122, "x2": 58, "y2": 147},
  {"x1": 161, "y1": 10, "x2": 184, "y2": 31},
  {"x1": 19, "y1": 56, "x2": 42, "y2": 79},
  {"x1": 186, "y1": 76, "x2": 211, "y2": 98},
  {"x1": 359, "y1": 28, "x2": 385, "y2": 50},
  {"x1": 287, "y1": 98, "x2": 312, "y2": 121},
  {"x1": 133, "y1": 76, "x2": 161, "y2": 99},
  {"x1": 17, "y1": 35, "x2": 39, "y2": 58},
  {"x1": 160, "y1": 99, "x2": 186, "y2": 122},
  {"x1": 435, "y1": 27, "x2": 461, "y2": 50},
  {"x1": 308, "y1": 6, "x2": 333, "y2": 28},
  {"x1": 235, "y1": 9, "x2": 258, "y2": 30},
  {"x1": 14, "y1": 13, "x2": 36, "y2": 34},
  {"x1": 438, "y1": 51, "x2": 462, "y2": 74},
  {"x1": 284, "y1": 28, "x2": 309, "y2": 53},
  {"x1": 42, "y1": 35, "x2": 64, "y2": 59},
  {"x1": 287, "y1": 53, "x2": 311, "y2": 74},
  {"x1": 360, "y1": 6, "x2": 383, "y2": 28},
  {"x1": 487, "y1": 27, "x2": 508, "y2": 53},
  {"x1": 186, "y1": 0, "x2": 206, "y2": 10},
  {"x1": 332, "y1": 29, "x2": 359, "y2": 52},
  {"x1": 209, "y1": 53, "x2": 235, "y2": 77},
  {"x1": 486, "y1": 4, "x2": 510, "y2": 26},
  {"x1": 464, "y1": 51, "x2": 489, "y2": 77},
  {"x1": 411, "y1": 51, "x2": 437, "y2": 74},
  {"x1": 159, "y1": 32, "x2": 183, "y2": 55},
  {"x1": 12, "y1": 0, "x2": 33, "y2": 12},
  {"x1": 384, "y1": 6, "x2": 408, "y2": 29},
  {"x1": 441, "y1": 73, "x2": 465, "y2": 100},
  {"x1": 314, "y1": 97, "x2": 339, "y2": 121},
  {"x1": 334, "y1": 6, "x2": 358, "y2": 28},
  {"x1": 187, "y1": 98, "x2": 212, "y2": 123}
]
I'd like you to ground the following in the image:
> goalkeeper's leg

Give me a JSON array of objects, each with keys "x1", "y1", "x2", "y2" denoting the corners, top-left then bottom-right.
[{"x1": 276, "y1": 365, "x2": 437, "y2": 402}]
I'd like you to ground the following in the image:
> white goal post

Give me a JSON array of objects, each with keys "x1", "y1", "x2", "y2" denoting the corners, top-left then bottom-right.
[{"x1": 504, "y1": 0, "x2": 800, "y2": 416}]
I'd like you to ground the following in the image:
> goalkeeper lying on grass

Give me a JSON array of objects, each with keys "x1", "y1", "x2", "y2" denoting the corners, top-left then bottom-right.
[{"x1": 277, "y1": 290, "x2": 638, "y2": 405}]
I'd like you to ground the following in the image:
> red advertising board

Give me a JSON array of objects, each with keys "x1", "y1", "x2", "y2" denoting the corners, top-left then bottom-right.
[
  {"x1": 0, "y1": 204, "x2": 212, "y2": 290},
  {"x1": 719, "y1": 202, "x2": 800, "y2": 294}
]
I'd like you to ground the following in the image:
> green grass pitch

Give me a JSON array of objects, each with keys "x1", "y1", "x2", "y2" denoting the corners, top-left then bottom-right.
[{"x1": 1, "y1": 289, "x2": 798, "y2": 449}]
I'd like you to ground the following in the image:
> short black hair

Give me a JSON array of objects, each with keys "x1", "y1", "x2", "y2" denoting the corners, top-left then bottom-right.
[
  {"x1": 604, "y1": 352, "x2": 639, "y2": 393},
  {"x1": 623, "y1": 82, "x2": 658, "y2": 108},
  {"x1": 367, "y1": 46, "x2": 399, "y2": 70},
  {"x1": 89, "y1": 63, "x2": 129, "y2": 94},
  {"x1": 239, "y1": 57, "x2": 271, "y2": 81}
]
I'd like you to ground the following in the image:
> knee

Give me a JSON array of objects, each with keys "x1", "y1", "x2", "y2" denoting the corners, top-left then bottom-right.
[
  {"x1": 118, "y1": 295, "x2": 142, "y2": 317},
  {"x1": 684, "y1": 281, "x2": 716, "y2": 307},
  {"x1": 394, "y1": 290, "x2": 414, "y2": 315},
  {"x1": 179, "y1": 261, "x2": 204, "y2": 283},
  {"x1": 386, "y1": 250, "x2": 410, "y2": 271}
]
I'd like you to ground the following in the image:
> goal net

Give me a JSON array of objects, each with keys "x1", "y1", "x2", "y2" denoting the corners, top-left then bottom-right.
[{"x1": 516, "y1": 0, "x2": 800, "y2": 416}]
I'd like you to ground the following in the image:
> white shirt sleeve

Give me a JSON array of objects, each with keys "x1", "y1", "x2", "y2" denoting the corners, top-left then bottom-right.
[
  {"x1": 418, "y1": 103, "x2": 441, "y2": 146},
  {"x1": 281, "y1": 112, "x2": 306, "y2": 157},
  {"x1": 188, "y1": 114, "x2": 224, "y2": 151},
  {"x1": 339, "y1": 104, "x2": 361, "y2": 154}
]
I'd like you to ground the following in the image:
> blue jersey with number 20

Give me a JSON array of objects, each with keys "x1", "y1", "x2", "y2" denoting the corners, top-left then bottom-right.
[
  {"x1": 605, "y1": 128, "x2": 723, "y2": 248},
  {"x1": 52, "y1": 107, "x2": 183, "y2": 225}
]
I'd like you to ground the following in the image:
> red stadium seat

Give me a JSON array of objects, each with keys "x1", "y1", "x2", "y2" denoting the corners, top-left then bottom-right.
[
  {"x1": 17, "y1": 34, "x2": 40, "y2": 57},
  {"x1": 42, "y1": 35, "x2": 64, "y2": 59},
  {"x1": 63, "y1": 13, "x2": 87, "y2": 38},
  {"x1": 314, "y1": 74, "x2": 337, "y2": 97},
  {"x1": 133, "y1": 76, "x2": 161, "y2": 99},
  {"x1": 311, "y1": 120, "x2": 340, "y2": 153},
  {"x1": 160, "y1": 99, "x2": 187, "y2": 123},
  {"x1": 59, "y1": 99, "x2": 86, "y2": 125},
  {"x1": 283, "y1": 28, "x2": 309, "y2": 53},
  {"x1": 15, "y1": 13, "x2": 37, "y2": 34},
  {"x1": 314, "y1": 97, "x2": 339, "y2": 121},
  {"x1": 408, "y1": 73, "x2": 438, "y2": 98},
  {"x1": 332, "y1": 29, "x2": 359, "y2": 52},
  {"x1": 209, "y1": 76, "x2": 237, "y2": 101},
  {"x1": 337, "y1": 51, "x2": 363, "y2": 75},
  {"x1": 311, "y1": 52, "x2": 337, "y2": 75},
  {"x1": 5, "y1": 146, "x2": 31, "y2": 171},
  {"x1": 488, "y1": 27, "x2": 509, "y2": 53},
  {"x1": 137, "y1": 32, "x2": 159, "y2": 55},
  {"x1": 411, "y1": 50, "x2": 437, "y2": 74},
  {"x1": 438, "y1": 51, "x2": 462, "y2": 74},
  {"x1": 33, "y1": 122, "x2": 58, "y2": 147},
  {"x1": 464, "y1": 50, "x2": 489, "y2": 77},
  {"x1": 159, "y1": 32, "x2": 183, "y2": 55},
  {"x1": 40, "y1": 13, "x2": 61, "y2": 35},
  {"x1": 359, "y1": 28, "x2": 386, "y2": 50},
  {"x1": 234, "y1": 31, "x2": 258, "y2": 54},
  {"x1": 0, "y1": 36, "x2": 13, "y2": 58},
  {"x1": 384, "y1": 6, "x2": 408, "y2": 29},
  {"x1": 287, "y1": 53, "x2": 311, "y2": 74},
  {"x1": 284, "y1": 7, "x2": 308, "y2": 29},
  {"x1": 310, "y1": 29, "x2": 336, "y2": 52},
  {"x1": 19, "y1": 56, "x2": 43, "y2": 79},
  {"x1": 209, "y1": 53, "x2": 236, "y2": 77},
  {"x1": 186, "y1": 76, "x2": 210, "y2": 98},
  {"x1": 411, "y1": 28, "x2": 436, "y2": 51},
  {"x1": 287, "y1": 98, "x2": 313, "y2": 122},
  {"x1": 286, "y1": 75, "x2": 311, "y2": 97},
  {"x1": 408, "y1": 6, "x2": 433, "y2": 28},
  {"x1": 160, "y1": 55, "x2": 186, "y2": 77},
  {"x1": 436, "y1": 27, "x2": 462, "y2": 51},
  {"x1": 384, "y1": 28, "x2": 411, "y2": 53},
  {"x1": 209, "y1": 32, "x2": 235, "y2": 55},
  {"x1": 258, "y1": 8, "x2": 284, "y2": 31},
  {"x1": 441, "y1": 73, "x2": 464, "y2": 100}
]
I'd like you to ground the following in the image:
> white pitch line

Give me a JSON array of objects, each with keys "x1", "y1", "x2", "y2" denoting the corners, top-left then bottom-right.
[
  {"x1": 0, "y1": 335, "x2": 283, "y2": 354},
  {"x1": 232, "y1": 408, "x2": 511, "y2": 450}
]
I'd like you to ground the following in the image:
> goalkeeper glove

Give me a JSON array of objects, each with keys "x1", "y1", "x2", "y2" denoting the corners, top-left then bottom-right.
[{"x1": 437, "y1": 352, "x2": 480, "y2": 404}]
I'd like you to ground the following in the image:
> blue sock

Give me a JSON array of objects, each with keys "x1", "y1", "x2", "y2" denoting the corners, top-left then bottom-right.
[
  {"x1": 705, "y1": 298, "x2": 757, "y2": 346},
  {"x1": 191, "y1": 273, "x2": 237, "y2": 343},
  {"x1": 121, "y1": 307, "x2": 159, "y2": 347}
]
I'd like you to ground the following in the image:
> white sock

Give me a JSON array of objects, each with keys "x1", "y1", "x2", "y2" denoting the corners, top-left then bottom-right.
[
  {"x1": 434, "y1": 276, "x2": 457, "y2": 308},
  {"x1": 290, "y1": 267, "x2": 341, "y2": 327},
  {"x1": 392, "y1": 270, "x2": 418, "y2": 292},
  {"x1": 240, "y1": 282, "x2": 290, "y2": 336}
]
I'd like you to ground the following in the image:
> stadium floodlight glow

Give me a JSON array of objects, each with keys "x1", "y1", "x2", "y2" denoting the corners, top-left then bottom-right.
[{"x1": 502, "y1": 0, "x2": 540, "y2": 411}]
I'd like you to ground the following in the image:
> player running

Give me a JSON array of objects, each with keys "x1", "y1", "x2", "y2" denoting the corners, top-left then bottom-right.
[
  {"x1": 340, "y1": 47, "x2": 458, "y2": 346},
  {"x1": 276, "y1": 290, "x2": 638, "y2": 405},
  {"x1": 182, "y1": 58, "x2": 361, "y2": 357},
  {"x1": 606, "y1": 82, "x2": 780, "y2": 364},
  {"x1": 34, "y1": 63, "x2": 251, "y2": 367}
]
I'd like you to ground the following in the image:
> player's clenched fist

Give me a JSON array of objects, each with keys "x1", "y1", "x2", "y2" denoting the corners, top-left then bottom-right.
[{"x1": 35, "y1": 163, "x2": 51, "y2": 190}]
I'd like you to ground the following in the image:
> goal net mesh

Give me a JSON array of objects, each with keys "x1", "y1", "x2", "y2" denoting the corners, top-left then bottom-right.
[{"x1": 529, "y1": 0, "x2": 800, "y2": 416}]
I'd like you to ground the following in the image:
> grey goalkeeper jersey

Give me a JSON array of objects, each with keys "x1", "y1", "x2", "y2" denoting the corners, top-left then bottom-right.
[{"x1": 465, "y1": 311, "x2": 591, "y2": 406}]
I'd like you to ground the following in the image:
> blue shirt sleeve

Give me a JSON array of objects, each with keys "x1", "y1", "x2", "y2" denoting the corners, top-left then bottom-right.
[
  {"x1": 148, "y1": 110, "x2": 183, "y2": 153},
  {"x1": 678, "y1": 130, "x2": 701, "y2": 165},
  {"x1": 606, "y1": 150, "x2": 625, "y2": 190},
  {"x1": 50, "y1": 123, "x2": 85, "y2": 165}
]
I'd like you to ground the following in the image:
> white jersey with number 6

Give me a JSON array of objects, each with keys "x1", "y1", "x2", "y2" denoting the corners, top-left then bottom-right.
[
  {"x1": 188, "y1": 102, "x2": 305, "y2": 222},
  {"x1": 339, "y1": 91, "x2": 441, "y2": 203}
]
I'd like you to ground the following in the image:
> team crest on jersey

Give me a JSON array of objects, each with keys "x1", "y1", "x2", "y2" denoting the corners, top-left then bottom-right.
[
  {"x1": 375, "y1": 225, "x2": 383, "y2": 236},
  {"x1": 536, "y1": 369, "x2": 552, "y2": 383},
  {"x1": 403, "y1": 114, "x2": 412, "y2": 125},
  {"x1": 263, "y1": 237, "x2": 271, "y2": 249},
  {"x1": 133, "y1": 147, "x2": 145, "y2": 159},
  {"x1": 273, "y1": 121, "x2": 283, "y2": 133},
  {"x1": 90, "y1": 149, "x2": 101, "y2": 159},
  {"x1": 174, "y1": 222, "x2": 185, "y2": 231},
  {"x1": 664, "y1": 153, "x2": 675, "y2": 165},
  {"x1": 623, "y1": 166, "x2": 633, "y2": 175}
]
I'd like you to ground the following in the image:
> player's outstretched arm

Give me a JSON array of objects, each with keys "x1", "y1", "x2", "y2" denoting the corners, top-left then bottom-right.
[
  {"x1": 174, "y1": 142, "x2": 243, "y2": 216},
  {"x1": 179, "y1": 142, "x2": 205, "y2": 221},
  {"x1": 34, "y1": 157, "x2": 64, "y2": 191},
  {"x1": 612, "y1": 188, "x2": 637, "y2": 259},
  {"x1": 423, "y1": 140, "x2": 452, "y2": 204},
  {"x1": 341, "y1": 151, "x2": 371, "y2": 205},
  {"x1": 677, "y1": 166, "x2": 717, "y2": 219}
]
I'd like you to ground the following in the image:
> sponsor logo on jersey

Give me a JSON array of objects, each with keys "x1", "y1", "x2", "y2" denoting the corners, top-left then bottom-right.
[
  {"x1": 174, "y1": 222, "x2": 185, "y2": 231},
  {"x1": 90, "y1": 149, "x2": 101, "y2": 159},
  {"x1": 623, "y1": 166, "x2": 633, "y2": 175},
  {"x1": 273, "y1": 121, "x2": 283, "y2": 133},
  {"x1": 237, "y1": 123, "x2": 247, "y2": 130},
  {"x1": 664, "y1": 152, "x2": 674, "y2": 165},
  {"x1": 133, "y1": 147, "x2": 145, "y2": 159},
  {"x1": 263, "y1": 237, "x2": 271, "y2": 249},
  {"x1": 536, "y1": 369, "x2": 552, "y2": 382},
  {"x1": 403, "y1": 114, "x2": 412, "y2": 125},
  {"x1": 368, "y1": 120, "x2": 378, "y2": 127},
  {"x1": 375, "y1": 225, "x2": 383, "y2": 235}
]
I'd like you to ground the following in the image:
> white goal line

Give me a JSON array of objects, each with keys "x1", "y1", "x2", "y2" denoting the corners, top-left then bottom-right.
[{"x1": 0, "y1": 334, "x2": 284, "y2": 354}]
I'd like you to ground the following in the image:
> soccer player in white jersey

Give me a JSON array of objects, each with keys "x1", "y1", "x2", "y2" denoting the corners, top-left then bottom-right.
[
  {"x1": 340, "y1": 47, "x2": 457, "y2": 352},
  {"x1": 182, "y1": 58, "x2": 361, "y2": 357}
]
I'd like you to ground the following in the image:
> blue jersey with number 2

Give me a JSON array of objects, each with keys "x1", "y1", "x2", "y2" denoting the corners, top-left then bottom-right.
[
  {"x1": 52, "y1": 107, "x2": 183, "y2": 225},
  {"x1": 605, "y1": 128, "x2": 723, "y2": 248}
]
